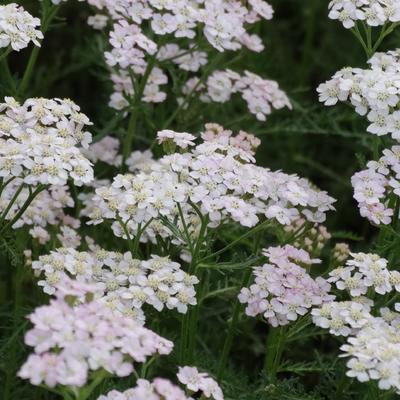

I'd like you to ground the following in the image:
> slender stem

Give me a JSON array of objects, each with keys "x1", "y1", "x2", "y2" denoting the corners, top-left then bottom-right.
[
  {"x1": 122, "y1": 58, "x2": 156, "y2": 167},
  {"x1": 0, "y1": 183, "x2": 24, "y2": 224},
  {"x1": 217, "y1": 268, "x2": 252, "y2": 380},
  {"x1": 0, "y1": 185, "x2": 47, "y2": 234},
  {"x1": 18, "y1": 4, "x2": 59, "y2": 96},
  {"x1": 0, "y1": 176, "x2": 16, "y2": 198},
  {"x1": 351, "y1": 24, "x2": 369, "y2": 58},
  {"x1": 0, "y1": 47, "x2": 11, "y2": 63},
  {"x1": 3, "y1": 260, "x2": 23, "y2": 400},
  {"x1": 181, "y1": 214, "x2": 208, "y2": 363},
  {"x1": 263, "y1": 326, "x2": 286, "y2": 383},
  {"x1": 200, "y1": 220, "x2": 271, "y2": 264}
]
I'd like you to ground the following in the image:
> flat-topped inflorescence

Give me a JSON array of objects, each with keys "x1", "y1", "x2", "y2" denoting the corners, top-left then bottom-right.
[
  {"x1": 85, "y1": 125, "x2": 335, "y2": 243},
  {"x1": 0, "y1": 97, "x2": 94, "y2": 186}
]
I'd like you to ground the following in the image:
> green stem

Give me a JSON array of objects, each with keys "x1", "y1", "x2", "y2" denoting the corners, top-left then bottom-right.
[
  {"x1": 3, "y1": 261, "x2": 24, "y2": 400},
  {"x1": 0, "y1": 183, "x2": 25, "y2": 224},
  {"x1": 122, "y1": 58, "x2": 156, "y2": 167},
  {"x1": 264, "y1": 326, "x2": 287, "y2": 383},
  {"x1": 18, "y1": 4, "x2": 59, "y2": 97},
  {"x1": 0, "y1": 185, "x2": 47, "y2": 235},
  {"x1": 181, "y1": 214, "x2": 208, "y2": 363},
  {"x1": 0, "y1": 47, "x2": 11, "y2": 63},
  {"x1": 217, "y1": 268, "x2": 252, "y2": 380},
  {"x1": 200, "y1": 220, "x2": 271, "y2": 264}
]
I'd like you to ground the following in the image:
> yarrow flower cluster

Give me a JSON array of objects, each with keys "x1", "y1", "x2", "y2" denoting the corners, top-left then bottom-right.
[
  {"x1": 184, "y1": 69, "x2": 292, "y2": 121},
  {"x1": 177, "y1": 366, "x2": 224, "y2": 400},
  {"x1": 82, "y1": 0, "x2": 290, "y2": 122},
  {"x1": 312, "y1": 297, "x2": 373, "y2": 336},
  {"x1": 32, "y1": 248, "x2": 199, "y2": 321},
  {"x1": 318, "y1": 50, "x2": 400, "y2": 140},
  {"x1": 239, "y1": 245, "x2": 333, "y2": 327},
  {"x1": 351, "y1": 145, "x2": 400, "y2": 224},
  {"x1": 312, "y1": 252, "x2": 400, "y2": 336},
  {"x1": 0, "y1": 3, "x2": 43, "y2": 51},
  {"x1": 18, "y1": 298, "x2": 173, "y2": 388},
  {"x1": 98, "y1": 378, "x2": 189, "y2": 400},
  {"x1": 0, "y1": 97, "x2": 94, "y2": 186},
  {"x1": 328, "y1": 0, "x2": 400, "y2": 29},
  {"x1": 328, "y1": 252, "x2": 398, "y2": 296},
  {"x1": 85, "y1": 125, "x2": 334, "y2": 243},
  {"x1": 87, "y1": 0, "x2": 273, "y2": 52},
  {"x1": 340, "y1": 307, "x2": 400, "y2": 393}
]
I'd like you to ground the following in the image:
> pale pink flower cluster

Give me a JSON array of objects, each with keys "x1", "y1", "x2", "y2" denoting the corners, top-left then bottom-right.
[
  {"x1": 177, "y1": 366, "x2": 224, "y2": 400},
  {"x1": 186, "y1": 69, "x2": 292, "y2": 121},
  {"x1": 18, "y1": 298, "x2": 173, "y2": 388},
  {"x1": 83, "y1": 135, "x2": 122, "y2": 167},
  {"x1": 328, "y1": 0, "x2": 400, "y2": 28},
  {"x1": 312, "y1": 298, "x2": 373, "y2": 336},
  {"x1": 340, "y1": 308, "x2": 400, "y2": 393},
  {"x1": 0, "y1": 3, "x2": 43, "y2": 51},
  {"x1": 86, "y1": 127, "x2": 335, "y2": 242},
  {"x1": 0, "y1": 97, "x2": 94, "y2": 186},
  {"x1": 84, "y1": 0, "x2": 288, "y2": 122},
  {"x1": 318, "y1": 51, "x2": 400, "y2": 140},
  {"x1": 87, "y1": 0, "x2": 273, "y2": 52},
  {"x1": 98, "y1": 378, "x2": 189, "y2": 400},
  {"x1": 351, "y1": 145, "x2": 400, "y2": 224},
  {"x1": 239, "y1": 245, "x2": 333, "y2": 327},
  {"x1": 33, "y1": 248, "x2": 199, "y2": 320},
  {"x1": 328, "y1": 252, "x2": 399, "y2": 296}
]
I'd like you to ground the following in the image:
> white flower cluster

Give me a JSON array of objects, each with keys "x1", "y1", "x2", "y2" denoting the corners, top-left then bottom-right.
[
  {"x1": 98, "y1": 378, "x2": 189, "y2": 400},
  {"x1": 0, "y1": 3, "x2": 43, "y2": 51},
  {"x1": 352, "y1": 145, "x2": 400, "y2": 225},
  {"x1": 18, "y1": 298, "x2": 173, "y2": 388},
  {"x1": 0, "y1": 97, "x2": 94, "y2": 186},
  {"x1": 185, "y1": 69, "x2": 292, "y2": 121},
  {"x1": 328, "y1": 252, "x2": 400, "y2": 296},
  {"x1": 312, "y1": 298, "x2": 373, "y2": 336},
  {"x1": 177, "y1": 366, "x2": 224, "y2": 400},
  {"x1": 318, "y1": 50, "x2": 400, "y2": 139},
  {"x1": 340, "y1": 307, "x2": 400, "y2": 393},
  {"x1": 239, "y1": 245, "x2": 333, "y2": 327},
  {"x1": 85, "y1": 125, "x2": 335, "y2": 243},
  {"x1": 32, "y1": 248, "x2": 199, "y2": 321},
  {"x1": 328, "y1": 0, "x2": 400, "y2": 28},
  {"x1": 312, "y1": 252, "x2": 400, "y2": 336}
]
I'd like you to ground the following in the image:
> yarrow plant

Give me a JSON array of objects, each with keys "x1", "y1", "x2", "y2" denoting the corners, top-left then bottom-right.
[{"x1": 3, "y1": 0, "x2": 400, "y2": 399}]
